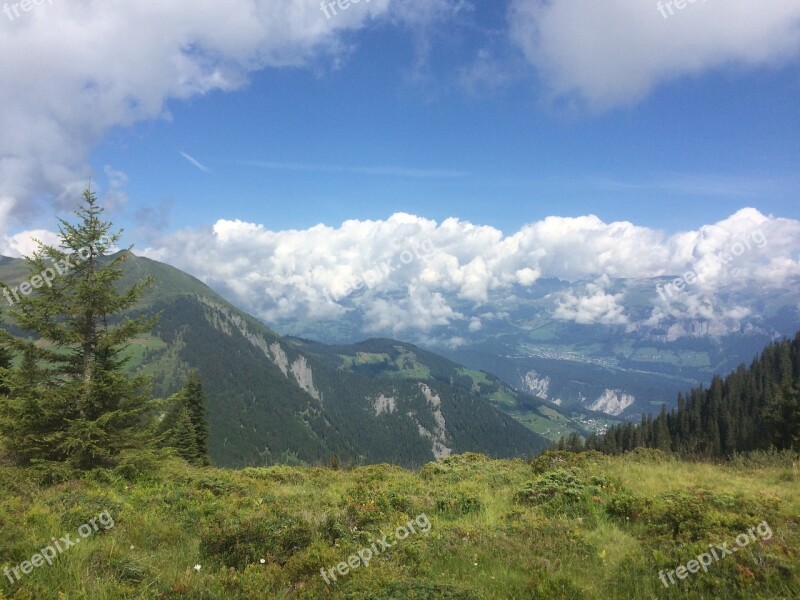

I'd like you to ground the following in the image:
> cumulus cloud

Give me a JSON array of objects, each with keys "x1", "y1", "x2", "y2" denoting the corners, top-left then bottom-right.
[
  {"x1": 553, "y1": 278, "x2": 628, "y2": 326},
  {"x1": 509, "y1": 0, "x2": 800, "y2": 109},
  {"x1": 106, "y1": 207, "x2": 800, "y2": 334},
  {"x1": 5, "y1": 205, "x2": 797, "y2": 334},
  {"x1": 0, "y1": 0, "x2": 460, "y2": 228},
  {"x1": 4, "y1": 229, "x2": 63, "y2": 257}
]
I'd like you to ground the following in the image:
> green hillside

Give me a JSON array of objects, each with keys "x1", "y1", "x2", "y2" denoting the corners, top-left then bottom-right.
[
  {"x1": 289, "y1": 337, "x2": 608, "y2": 442},
  {"x1": 0, "y1": 450, "x2": 797, "y2": 599},
  {"x1": 0, "y1": 254, "x2": 550, "y2": 468}
]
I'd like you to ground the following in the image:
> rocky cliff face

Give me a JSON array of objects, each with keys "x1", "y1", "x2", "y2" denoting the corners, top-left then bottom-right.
[
  {"x1": 588, "y1": 389, "x2": 635, "y2": 416},
  {"x1": 523, "y1": 370, "x2": 551, "y2": 400}
]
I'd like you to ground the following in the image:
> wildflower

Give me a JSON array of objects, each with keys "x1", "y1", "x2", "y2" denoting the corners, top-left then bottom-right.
[{"x1": 193, "y1": 564, "x2": 202, "y2": 572}]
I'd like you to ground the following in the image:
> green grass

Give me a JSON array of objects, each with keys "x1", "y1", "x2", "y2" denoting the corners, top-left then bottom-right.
[
  {"x1": 338, "y1": 349, "x2": 434, "y2": 380},
  {"x1": 456, "y1": 368, "x2": 492, "y2": 392},
  {"x1": 506, "y1": 406, "x2": 587, "y2": 440},
  {"x1": 488, "y1": 389, "x2": 517, "y2": 407},
  {"x1": 0, "y1": 449, "x2": 798, "y2": 599},
  {"x1": 340, "y1": 352, "x2": 392, "y2": 367}
]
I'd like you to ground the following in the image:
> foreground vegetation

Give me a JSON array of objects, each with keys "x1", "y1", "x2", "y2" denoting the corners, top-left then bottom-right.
[{"x1": 0, "y1": 449, "x2": 798, "y2": 599}]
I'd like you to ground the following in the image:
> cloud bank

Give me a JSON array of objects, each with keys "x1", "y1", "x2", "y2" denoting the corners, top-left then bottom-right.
[{"x1": 119, "y1": 208, "x2": 799, "y2": 335}]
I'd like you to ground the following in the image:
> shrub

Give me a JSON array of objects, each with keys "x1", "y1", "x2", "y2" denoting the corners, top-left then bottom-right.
[
  {"x1": 729, "y1": 448, "x2": 800, "y2": 469},
  {"x1": 645, "y1": 490, "x2": 714, "y2": 542},
  {"x1": 435, "y1": 492, "x2": 483, "y2": 516},
  {"x1": 605, "y1": 491, "x2": 651, "y2": 521},
  {"x1": 194, "y1": 475, "x2": 238, "y2": 497},
  {"x1": 515, "y1": 470, "x2": 587, "y2": 506},
  {"x1": 342, "y1": 484, "x2": 397, "y2": 528},
  {"x1": 319, "y1": 512, "x2": 349, "y2": 544},
  {"x1": 57, "y1": 490, "x2": 123, "y2": 531},
  {"x1": 113, "y1": 449, "x2": 168, "y2": 483},
  {"x1": 419, "y1": 453, "x2": 492, "y2": 482},
  {"x1": 88, "y1": 550, "x2": 150, "y2": 584},
  {"x1": 28, "y1": 460, "x2": 78, "y2": 486}
]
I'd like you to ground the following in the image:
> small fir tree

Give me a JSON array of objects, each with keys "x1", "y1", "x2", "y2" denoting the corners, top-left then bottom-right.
[
  {"x1": 173, "y1": 406, "x2": 200, "y2": 463},
  {"x1": 183, "y1": 371, "x2": 210, "y2": 465}
]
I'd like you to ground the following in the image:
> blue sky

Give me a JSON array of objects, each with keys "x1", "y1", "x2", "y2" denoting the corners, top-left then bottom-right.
[
  {"x1": 64, "y1": 0, "x2": 797, "y2": 239},
  {"x1": 97, "y1": 63, "x2": 799, "y2": 235}
]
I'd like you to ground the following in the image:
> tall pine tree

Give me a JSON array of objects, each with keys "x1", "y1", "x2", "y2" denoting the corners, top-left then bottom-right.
[{"x1": 0, "y1": 187, "x2": 159, "y2": 469}]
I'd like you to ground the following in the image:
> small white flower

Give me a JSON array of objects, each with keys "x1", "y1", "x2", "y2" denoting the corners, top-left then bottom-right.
[
  {"x1": 130, "y1": 545, "x2": 135, "y2": 550},
  {"x1": 260, "y1": 559, "x2": 266, "y2": 564},
  {"x1": 193, "y1": 564, "x2": 202, "y2": 572}
]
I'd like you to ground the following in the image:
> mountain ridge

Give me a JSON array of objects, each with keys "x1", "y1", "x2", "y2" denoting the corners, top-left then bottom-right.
[{"x1": 0, "y1": 253, "x2": 553, "y2": 467}]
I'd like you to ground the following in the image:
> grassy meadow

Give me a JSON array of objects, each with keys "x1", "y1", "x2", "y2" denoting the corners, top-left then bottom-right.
[{"x1": 0, "y1": 449, "x2": 798, "y2": 599}]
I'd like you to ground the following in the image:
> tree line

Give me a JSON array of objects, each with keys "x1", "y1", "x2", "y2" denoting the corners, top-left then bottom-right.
[{"x1": 557, "y1": 332, "x2": 800, "y2": 458}]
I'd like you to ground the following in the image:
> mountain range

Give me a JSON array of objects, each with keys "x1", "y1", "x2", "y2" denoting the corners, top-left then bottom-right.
[
  {"x1": 0, "y1": 253, "x2": 564, "y2": 467},
  {"x1": 4, "y1": 250, "x2": 796, "y2": 467},
  {"x1": 270, "y1": 275, "x2": 800, "y2": 420}
]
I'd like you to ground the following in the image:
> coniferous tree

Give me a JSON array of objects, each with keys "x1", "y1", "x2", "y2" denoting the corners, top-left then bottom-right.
[
  {"x1": 0, "y1": 187, "x2": 159, "y2": 469},
  {"x1": 764, "y1": 388, "x2": 800, "y2": 451},
  {"x1": 172, "y1": 406, "x2": 200, "y2": 463},
  {"x1": 602, "y1": 430, "x2": 618, "y2": 454},
  {"x1": 160, "y1": 372, "x2": 211, "y2": 466},
  {"x1": 0, "y1": 346, "x2": 50, "y2": 463},
  {"x1": 0, "y1": 343, "x2": 12, "y2": 395},
  {"x1": 654, "y1": 406, "x2": 672, "y2": 452},
  {"x1": 183, "y1": 371, "x2": 210, "y2": 465},
  {"x1": 566, "y1": 432, "x2": 584, "y2": 453}
]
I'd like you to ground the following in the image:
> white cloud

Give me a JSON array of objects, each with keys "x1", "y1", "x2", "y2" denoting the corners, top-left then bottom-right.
[
  {"x1": 103, "y1": 207, "x2": 800, "y2": 334},
  {"x1": 509, "y1": 0, "x2": 800, "y2": 109},
  {"x1": 3, "y1": 206, "x2": 798, "y2": 334},
  {"x1": 0, "y1": 0, "x2": 460, "y2": 228},
  {"x1": 553, "y1": 278, "x2": 629, "y2": 326},
  {"x1": 4, "y1": 229, "x2": 62, "y2": 257}
]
